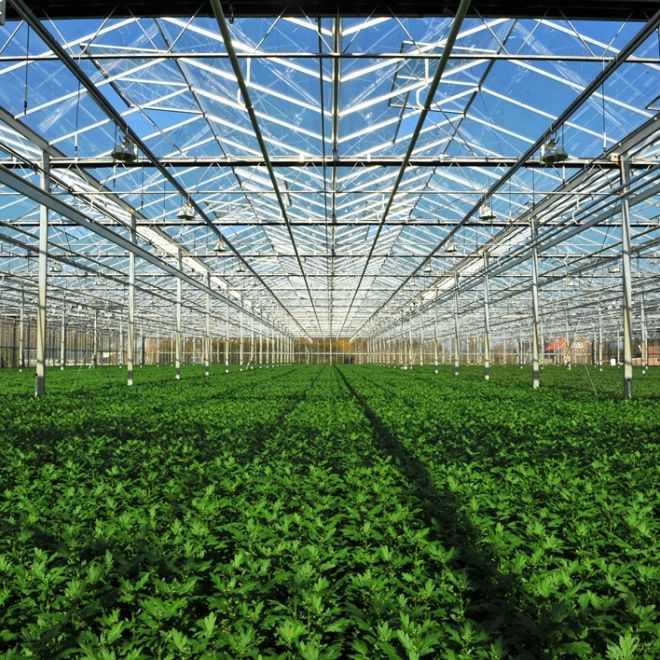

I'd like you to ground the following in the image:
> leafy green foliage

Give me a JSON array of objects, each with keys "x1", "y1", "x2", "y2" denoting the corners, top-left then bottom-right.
[{"x1": 0, "y1": 364, "x2": 657, "y2": 657}]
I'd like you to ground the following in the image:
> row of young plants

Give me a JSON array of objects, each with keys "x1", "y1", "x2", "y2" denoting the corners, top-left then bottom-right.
[
  {"x1": 1, "y1": 365, "x2": 508, "y2": 658},
  {"x1": 338, "y1": 365, "x2": 659, "y2": 658},
  {"x1": 0, "y1": 364, "x2": 657, "y2": 657}
]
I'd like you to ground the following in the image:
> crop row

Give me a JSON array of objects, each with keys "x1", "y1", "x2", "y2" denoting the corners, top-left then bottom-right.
[{"x1": 0, "y1": 365, "x2": 658, "y2": 658}]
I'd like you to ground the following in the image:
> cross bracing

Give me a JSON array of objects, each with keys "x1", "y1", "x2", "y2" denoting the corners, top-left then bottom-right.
[{"x1": 0, "y1": 1, "x2": 658, "y2": 361}]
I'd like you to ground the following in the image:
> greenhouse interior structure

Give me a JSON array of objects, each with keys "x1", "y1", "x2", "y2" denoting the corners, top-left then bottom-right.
[{"x1": 0, "y1": 0, "x2": 659, "y2": 657}]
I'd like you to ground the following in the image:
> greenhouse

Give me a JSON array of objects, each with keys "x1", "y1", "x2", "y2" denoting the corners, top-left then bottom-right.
[{"x1": 0, "y1": 0, "x2": 658, "y2": 656}]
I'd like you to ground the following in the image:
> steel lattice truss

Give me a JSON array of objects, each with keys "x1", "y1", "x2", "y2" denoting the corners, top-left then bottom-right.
[{"x1": 0, "y1": 2, "x2": 658, "y2": 343}]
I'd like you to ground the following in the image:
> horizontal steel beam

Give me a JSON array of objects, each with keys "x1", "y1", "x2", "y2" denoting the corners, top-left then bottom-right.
[
  {"x1": 1, "y1": 52, "x2": 658, "y2": 64},
  {"x1": 1, "y1": 156, "x2": 653, "y2": 170},
  {"x1": 5, "y1": 1, "x2": 656, "y2": 20}
]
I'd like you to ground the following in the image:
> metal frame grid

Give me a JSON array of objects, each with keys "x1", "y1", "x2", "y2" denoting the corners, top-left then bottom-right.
[{"x1": 0, "y1": 1, "x2": 658, "y2": 392}]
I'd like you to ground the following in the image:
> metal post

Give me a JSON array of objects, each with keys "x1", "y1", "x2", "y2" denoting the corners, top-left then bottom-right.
[
  {"x1": 530, "y1": 216, "x2": 541, "y2": 389},
  {"x1": 483, "y1": 252, "x2": 492, "y2": 381},
  {"x1": 565, "y1": 313, "x2": 572, "y2": 370},
  {"x1": 598, "y1": 304, "x2": 604, "y2": 371},
  {"x1": 251, "y1": 315, "x2": 256, "y2": 368},
  {"x1": 453, "y1": 272, "x2": 460, "y2": 376},
  {"x1": 239, "y1": 307, "x2": 244, "y2": 371},
  {"x1": 127, "y1": 215, "x2": 136, "y2": 385},
  {"x1": 259, "y1": 321, "x2": 263, "y2": 367},
  {"x1": 35, "y1": 152, "x2": 50, "y2": 396},
  {"x1": 92, "y1": 310, "x2": 98, "y2": 367},
  {"x1": 419, "y1": 321, "x2": 424, "y2": 368},
  {"x1": 205, "y1": 272, "x2": 211, "y2": 378},
  {"x1": 119, "y1": 318, "x2": 124, "y2": 367},
  {"x1": 641, "y1": 294, "x2": 648, "y2": 373},
  {"x1": 224, "y1": 305, "x2": 229, "y2": 373},
  {"x1": 175, "y1": 249, "x2": 182, "y2": 380},
  {"x1": 141, "y1": 322, "x2": 145, "y2": 367},
  {"x1": 619, "y1": 155, "x2": 634, "y2": 399},
  {"x1": 59, "y1": 306, "x2": 66, "y2": 370},
  {"x1": 433, "y1": 303, "x2": 439, "y2": 374},
  {"x1": 19, "y1": 292, "x2": 25, "y2": 370}
]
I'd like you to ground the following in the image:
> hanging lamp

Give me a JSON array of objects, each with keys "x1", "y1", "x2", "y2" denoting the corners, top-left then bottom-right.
[
  {"x1": 111, "y1": 134, "x2": 137, "y2": 164},
  {"x1": 177, "y1": 200, "x2": 195, "y2": 221},
  {"x1": 540, "y1": 135, "x2": 568, "y2": 165}
]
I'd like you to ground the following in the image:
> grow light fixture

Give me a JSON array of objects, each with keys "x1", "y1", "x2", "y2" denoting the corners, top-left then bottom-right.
[
  {"x1": 214, "y1": 238, "x2": 228, "y2": 253},
  {"x1": 609, "y1": 263, "x2": 621, "y2": 274},
  {"x1": 177, "y1": 201, "x2": 195, "y2": 222},
  {"x1": 236, "y1": 263, "x2": 246, "y2": 274},
  {"x1": 540, "y1": 136, "x2": 568, "y2": 165},
  {"x1": 111, "y1": 134, "x2": 137, "y2": 164},
  {"x1": 424, "y1": 264, "x2": 432, "y2": 275},
  {"x1": 479, "y1": 199, "x2": 495, "y2": 221},
  {"x1": 445, "y1": 239, "x2": 457, "y2": 253}
]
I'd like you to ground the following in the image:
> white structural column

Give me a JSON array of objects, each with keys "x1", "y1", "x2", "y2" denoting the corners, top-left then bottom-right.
[
  {"x1": 175, "y1": 249, "x2": 182, "y2": 380},
  {"x1": 224, "y1": 305, "x2": 229, "y2": 373},
  {"x1": 258, "y1": 321, "x2": 263, "y2": 367},
  {"x1": 205, "y1": 272, "x2": 211, "y2": 378},
  {"x1": 483, "y1": 252, "x2": 492, "y2": 381},
  {"x1": 419, "y1": 321, "x2": 424, "y2": 367},
  {"x1": 249, "y1": 314, "x2": 254, "y2": 368},
  {"x1": 92, "y1": 309, "x2": 98, "y2": 367},
  {"x1": 239, "y1": 308, "x2": 244, "y2": 371},
  {"x1": 598, "y1": 304, "x2": 604, "y2": 371},
  {"x1": 19, "y1": 293, "x2": 25, "y2": 370},
  {"x1": 453, "y1": 272, "x2": 460, "y2": 376},
  {"x1": 35, "y1": 152, "x2": 50, "y2": 397},
  {"x1": 433, "y1": 302, "x2": 439, "y2": 374},
  {"x1": 530, "y1": 216, "x2": 541, "y2": 389},
  {"x1": 641, "y1": 294, "x2": 648, "y2": 374},
  {"x1": 59, "y1": 305, "x2": 66, "y2": 370},
  {"x1": 619, "y1": 155, "x2": 634, "y2": 399},
  {"x1": 127, "y1": 215, "x2": 136, "y2": 385}
]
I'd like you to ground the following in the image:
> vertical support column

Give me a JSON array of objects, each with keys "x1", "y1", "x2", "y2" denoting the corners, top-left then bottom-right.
[
  {"x1": 205, "y1": 272, "x2": 211, "y2": 378},
  {"x1": 175, "y1": 249, "x2": 182, "y2": 380},
  {"x1": 238, "y1": 307, "x2": 244, "y2": 371},
  {"x1": 598, "y1": 304, "x2": 604, "y2": 371},
  {"x1": 530, "y1": 216, "x2": 541, "y2": 389},
  {"x1": 224, "y1": 305, "x2": 229, "y2": 373},
  {"x1": 35, "y1": 152, "x2": 50, "y2": 396},
  {"x1": 483, "y1": 252, "x2": 491, "y2": 381},
  {"x1": 259, "y1": 321, "x2": 263, "y2": 367},
  {"x1": 433, "y1": 303, "x2": 439, "y2": 374},
  {"x1": 119, "y1": 319, "x2": 124, "y2": 367},
  {"x1": 565, "y1": 313, "x2": 572, "y2": 370},
  {"x1": 419, "y1": 321, "x2": 424, "y2": 368},
  {"x1": 399, "y1": 318, "x2": 404, "y2": 368},
  {"x1": 59, "y1": 306, "x2": 66, "y2": 370},
  {"x1": 92, "y1": 309, "x2": 98, "y2": 367},
  {"x1": 250, "y1": 314, "x2": 255, "y2": 369},
  {"x1": 640, "y1": 294, "x2": 648, "y2": 374},
  {"x1": 19, "y1": 292, "x2": 25, "y2": 370},
  {"x1": 127, "y1": 215, "x2": 136, "y2": 385},
  {"x1": 619, "y1": 155, "x2": 634, "y2": 399},
  {"x1": 141, "y1": 322, "x2": 145, "y2": 367},
  {"x1": 453, "y1": 272, "x2": 460, "y2": 376}
]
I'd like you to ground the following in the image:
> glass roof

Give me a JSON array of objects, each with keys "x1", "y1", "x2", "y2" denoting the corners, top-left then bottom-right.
[{"x1": 0, "y1": 9, "x2": 658, "y2": 341}]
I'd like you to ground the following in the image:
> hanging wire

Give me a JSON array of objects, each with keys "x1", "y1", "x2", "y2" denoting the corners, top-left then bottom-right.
[
  {"x1": 601, "y1": 81, "x2": 607, "y2": 152},
  {"x1": 23, "y1": 24, "x2": 30, "y2": 114},
  {"x1": 74, "y1": 80, "x2": 82, "y2": 158}
]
